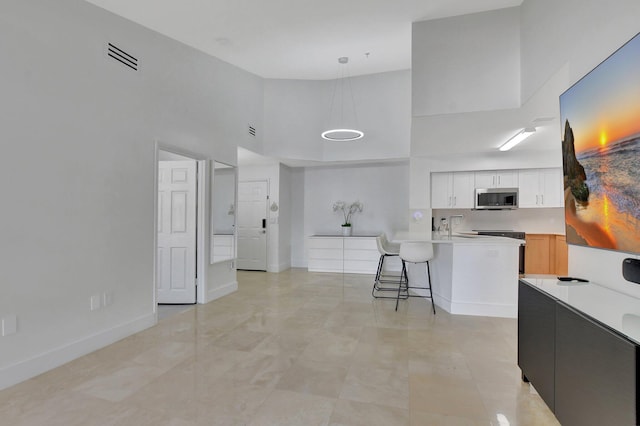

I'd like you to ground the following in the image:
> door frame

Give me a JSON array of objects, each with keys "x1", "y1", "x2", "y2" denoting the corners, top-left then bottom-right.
[
  {"x1": 153, "y1": 142, "x2": 208, "y2": 311},
  {"x1": 237, "y1": 179, "x2": 269, "y2": 271}
]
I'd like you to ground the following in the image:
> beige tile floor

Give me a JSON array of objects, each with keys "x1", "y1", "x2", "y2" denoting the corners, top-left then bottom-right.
[{"x1": 0, "y1": 269, "x2": 560, "y2": 426}]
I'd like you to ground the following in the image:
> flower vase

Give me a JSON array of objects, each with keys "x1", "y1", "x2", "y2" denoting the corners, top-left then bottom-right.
[{"x1": 342, "y1": 225, "x2": 352, "y2": 236}]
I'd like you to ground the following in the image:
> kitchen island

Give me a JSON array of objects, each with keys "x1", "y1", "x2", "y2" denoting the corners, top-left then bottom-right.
[{"x1": 393, "y1": 231, "x2": 523, "y2": 318}]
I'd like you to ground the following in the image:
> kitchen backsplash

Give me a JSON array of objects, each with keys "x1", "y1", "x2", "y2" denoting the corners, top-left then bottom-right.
[{"x1": 433, "y1": 207, "x2": 565, "y2": 234}]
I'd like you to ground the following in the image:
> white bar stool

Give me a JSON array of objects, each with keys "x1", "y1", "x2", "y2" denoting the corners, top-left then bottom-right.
[
  {"x1": 395, "y1": 241, "x2": 436, "y2": 314},
  {"x1": 372, "y1": 233, "x2": 403, "y2": 298}
]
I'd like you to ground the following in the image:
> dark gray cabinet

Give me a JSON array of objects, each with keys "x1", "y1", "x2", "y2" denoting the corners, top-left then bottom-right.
[
  {"x1": 555, "y1": 303, "x2": 638, "y2": 426},
  {"x1": 518, "y1": 279, "x2": 640, "y2": 426},
  {"x1": 517, "y1": 281, "x2": 556, "y2": 411}
]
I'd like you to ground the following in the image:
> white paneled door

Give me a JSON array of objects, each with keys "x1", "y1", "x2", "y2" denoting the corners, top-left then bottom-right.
[
  {"x1": 157, "y1": 161, "x2": 197, "y2": 303},
  {"x1": 237, "y1": 181, "x2": 268, "y2": 271}
]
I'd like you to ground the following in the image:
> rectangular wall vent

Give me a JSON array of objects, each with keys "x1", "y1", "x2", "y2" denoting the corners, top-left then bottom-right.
[
  {"x1": 248, "y1": 125, "x2": 256, "y2": 137},
  {"x1": 107, "y1": 43, "x2": 138, "y2": 71}
]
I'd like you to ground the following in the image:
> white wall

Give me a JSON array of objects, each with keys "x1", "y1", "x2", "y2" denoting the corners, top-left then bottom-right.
[
  {"x1": 263, "y1": 79, "x2": 326, "y2": 161},
  {"x1": 290, "y1": 168, "x2": 306, "y2": 268},
  {"x1": 412, "y1": 7, "x2": 521, "y2": 116},
  {"x1": 520, "y1": 0, "x2": 640, "y2": 103},
  {"x1": 298, "y1": 162, "x2": 409, "y2": 266},
  {"x1": 410, "y1": 0, "x2": 640, "y2": 297},
  {"x1": 263, "y1": 70, "x2": 411, "y2": 162},
  {"x1": 520, "y1": 0, "x2": 640, "y2": 296},
  {"x1": 409, "y1": 5, "x2": 559, "y2": 236},
  {"x1": 0, "y1": 0, "x2": 261, "y2": 389},
  {"x1": 279, "y1": 164, "x2": 293, "y2": 272}
]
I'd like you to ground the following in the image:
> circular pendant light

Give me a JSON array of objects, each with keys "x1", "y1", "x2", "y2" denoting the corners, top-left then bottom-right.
[
  {"x1": 321, "y1": 57, "x2": 364, "y2": 141},
  {"x1": 321, "y1": 128, "x2": 364, "y2": 141}
]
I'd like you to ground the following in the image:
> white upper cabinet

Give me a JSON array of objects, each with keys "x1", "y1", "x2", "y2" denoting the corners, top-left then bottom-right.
[
  {"x1": 431, "y1": 172, "x2": 475, "y2": 209},
  {"x1": 434, "y1": 168, "x2": 564, "y2": 209},
  {"x1": 431, "y1": 173, "x2": 452, "y2": 209},
  {"x1": 475, "y1": 170, "x2": 519, "y2": 188},
  {"x1": 518, "y1": 168, "x2": 564, "y2": 208}
]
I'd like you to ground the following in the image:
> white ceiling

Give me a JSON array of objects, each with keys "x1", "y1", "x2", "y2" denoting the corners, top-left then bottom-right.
[{"x1": 85, "y1": 0, "x2": 522, "y2": 80}]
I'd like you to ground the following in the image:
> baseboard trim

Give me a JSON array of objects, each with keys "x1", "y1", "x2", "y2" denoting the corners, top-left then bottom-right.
[
  {"x1": 409, "y1": 290, "x2": 516, "y2": 318},
  {"x1": 0, "y1": 313, "x2": 156, "y2": 391},
  {"x1": 450, "y1": 301, "x2": 517, "y2": 318},
  {"x1": 274, "y1": 262, "x2": 291, "y2": 273},
  {"x1": 266, "y1": 262, "x2": 290, "y2": 273},
  {"x1": 205, "y1": 280, "x2": 237, "y2": 303}
]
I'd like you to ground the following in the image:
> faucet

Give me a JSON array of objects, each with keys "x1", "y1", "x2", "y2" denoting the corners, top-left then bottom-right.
[{"x1": 448, "y1": 214, "x2": 464, "y2": 239}]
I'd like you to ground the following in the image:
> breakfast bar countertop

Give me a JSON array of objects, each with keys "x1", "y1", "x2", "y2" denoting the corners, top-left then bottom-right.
[
  {"x1": 393, "y1": 231, "x2": 525, "y2": 245},
  {"x1": 391, "y1": 230, "x2": 523, "y2": 318}
]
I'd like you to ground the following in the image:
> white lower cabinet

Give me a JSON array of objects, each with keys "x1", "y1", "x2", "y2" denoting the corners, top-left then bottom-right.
[
  {"x1": 307, "y1": 237, "x2": 343, "y2": 272},
  {"x1": 308, "y1": 236, "x2": 380, "y2": 274},
  {"x1": 343, "y1": 237, "x2": 380, "y2": 274}
]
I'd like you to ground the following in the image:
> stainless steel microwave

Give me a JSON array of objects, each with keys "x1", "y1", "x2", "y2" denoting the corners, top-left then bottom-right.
[{"x1": 474, "y1": 188, "x2": 518, "y2": 210}]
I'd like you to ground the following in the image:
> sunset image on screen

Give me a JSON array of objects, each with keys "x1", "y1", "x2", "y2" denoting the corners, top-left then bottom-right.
[{"x1": 560, "y1": 32, "x2": 640, "y2": 254}]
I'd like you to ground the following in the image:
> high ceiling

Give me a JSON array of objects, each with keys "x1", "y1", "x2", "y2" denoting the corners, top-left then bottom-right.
[{"x1": 85, "y1": 0, "x2": 522, "y2": 80}]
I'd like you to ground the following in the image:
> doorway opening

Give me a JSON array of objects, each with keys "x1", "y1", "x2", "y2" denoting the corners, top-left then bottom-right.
[
  {"x1": 237, "y1": 180, "x2": 268, "y2": 271},
  {"x1": 155, "y1": 144, "x2": 207, "y2": 312}
]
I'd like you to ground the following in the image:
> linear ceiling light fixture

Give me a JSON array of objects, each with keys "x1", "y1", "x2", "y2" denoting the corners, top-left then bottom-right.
[
  {"x1": 321, "y1": 57, "x2": 364, "y2": 141},
  {"x1": 499, "y1": 127, "x2": 536, "y2": 151}
]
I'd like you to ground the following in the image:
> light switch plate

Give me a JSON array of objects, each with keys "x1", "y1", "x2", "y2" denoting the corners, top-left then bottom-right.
[
  {"x1": 103, "y1": 291, "x2": 114, "y2": 307},
  {"x1": 90, "y1": 294, "x2": 102, "y2": 311},
  {"x1": 2, "y1": 314, "x2": 17, "y2": 336}
]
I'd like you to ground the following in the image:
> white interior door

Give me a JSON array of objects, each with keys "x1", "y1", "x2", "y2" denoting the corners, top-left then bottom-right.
[
  {"x1": 237, "y1": 181, "x2": 268, "y2": 271},
  {"x1": 157, "y1": 160, "x2": 197, "y2": 303}
]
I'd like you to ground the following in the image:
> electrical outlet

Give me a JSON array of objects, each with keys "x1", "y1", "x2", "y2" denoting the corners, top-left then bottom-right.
[
  {"x1": 1, "y1": 315, "x2": 17, "y2": 336},
  {"x1": 90, "y1": 294, "x2": 101, "y2": 311},
  {"x1": 102, "y1": 291, "x2": 114, "y2": 307}
]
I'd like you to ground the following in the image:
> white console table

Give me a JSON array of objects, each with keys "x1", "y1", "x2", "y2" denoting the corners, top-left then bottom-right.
[{"x1": 307, "y1": 235, "x2": 401, "y2": 274}]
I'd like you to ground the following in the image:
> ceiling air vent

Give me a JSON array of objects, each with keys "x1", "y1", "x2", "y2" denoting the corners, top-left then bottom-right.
[
  {"x1": 107, "y1": 43, "x2": 138, "y2": 71},
  {"x1": 248, "y1": 125, "x2": 256, "y2": 137}
]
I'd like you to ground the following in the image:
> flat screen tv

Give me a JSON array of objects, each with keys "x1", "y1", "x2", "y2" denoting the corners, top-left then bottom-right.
[{"x1": 560, "y1": 32, "x2": 640, "y2": 255}]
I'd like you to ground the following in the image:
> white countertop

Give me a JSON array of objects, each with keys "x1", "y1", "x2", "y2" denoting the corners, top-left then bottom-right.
[
  {"x1": 309, "y1": 234, "x2": 379, "y2": 238},
  {"x1": 520, "y1": 276, "x2": 640, "y2": 345},
  {"x1": 393, "y1": 231, "x2": 524, "y2": 245}
]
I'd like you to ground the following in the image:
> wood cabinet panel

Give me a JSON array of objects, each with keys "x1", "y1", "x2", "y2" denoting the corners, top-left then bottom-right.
[
  {"x1": 525, "y1": 234, "x2": 552, "y2": 274},
  {"x1": 524, "y1": 234, "x2": 568, "y2": 275},
  {"x1": 555, "y1": 235, "x2": 568, "y2": 275}
]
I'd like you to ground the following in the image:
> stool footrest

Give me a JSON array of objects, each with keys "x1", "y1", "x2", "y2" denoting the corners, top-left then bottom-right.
[{"x1": 394, "y1": 258, "x2": 437, "y2": 315}]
